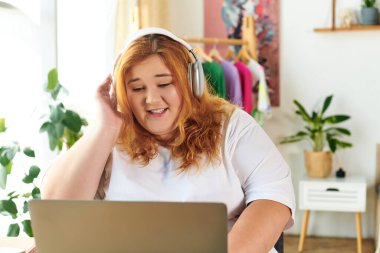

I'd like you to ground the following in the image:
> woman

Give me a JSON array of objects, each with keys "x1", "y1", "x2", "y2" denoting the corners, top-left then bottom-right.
[{"x1": 42, "y1": 27, "x2": 295, "y2": 253}]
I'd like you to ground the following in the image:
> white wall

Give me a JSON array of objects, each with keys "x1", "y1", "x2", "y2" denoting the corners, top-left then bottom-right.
[
  {"x1": 168, "y1": 0, "x2": 204, "y2": 38},
  {"x1": 170, "y1": 0, "x2": 380, "y2": 239},
  {"x1": 266, "y1": 0, "x2": 380, "y2": 238}
]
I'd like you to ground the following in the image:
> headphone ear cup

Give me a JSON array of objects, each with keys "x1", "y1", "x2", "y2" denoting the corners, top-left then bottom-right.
[
  {"x1": 188, "y1": 63, "x2": 194, "y2": 95},
  {"x1": 188, "y1": 61, "x2": 204, "y2": 98}
]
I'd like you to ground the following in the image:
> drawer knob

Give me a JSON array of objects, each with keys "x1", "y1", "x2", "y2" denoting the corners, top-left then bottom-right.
[{"x1": 326, "y1": 188, "x2": 339, "y2": 192}]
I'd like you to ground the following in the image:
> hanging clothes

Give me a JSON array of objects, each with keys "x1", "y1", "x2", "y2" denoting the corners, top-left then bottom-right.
[
  {"x1": 202, "y1": 61, "x2": 227, "y2": 99},
  {"x1": 245, "y1": 59, "x2": 259, "y2": 118},
  {"x1": 234, "y1": 61, "x2": 253, "y2": 114},
  {"x1": 246, "y1": 59, "x2": 271, "y2": 121},
  {"x1": 220, "y1": 60, "x2": 243, "y2": 107}
]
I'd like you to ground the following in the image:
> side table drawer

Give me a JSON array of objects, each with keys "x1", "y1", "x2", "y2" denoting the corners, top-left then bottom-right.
[{"x1": 299, "y1": 180, "x2": 366, "y2": 212}]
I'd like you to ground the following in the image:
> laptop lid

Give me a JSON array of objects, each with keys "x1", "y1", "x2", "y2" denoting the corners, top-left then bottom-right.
[{"x1": 29, "y1": 200, "x2": 227, "y2": 253}]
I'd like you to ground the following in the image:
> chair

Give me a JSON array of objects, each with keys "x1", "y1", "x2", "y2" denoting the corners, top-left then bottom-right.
[{"x1": 274, "y1": 233, "x2": 284, "y2": 253}]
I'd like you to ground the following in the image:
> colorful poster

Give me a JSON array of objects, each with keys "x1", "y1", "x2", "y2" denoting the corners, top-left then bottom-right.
[{"x1": 204, "y1": 0, "x2": 280, "y2": 106}]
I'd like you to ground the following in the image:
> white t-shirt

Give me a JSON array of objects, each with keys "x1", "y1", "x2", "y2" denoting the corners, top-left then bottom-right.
[{"x1": 105, "y1": 108, "x2": 295, "y2": 244}]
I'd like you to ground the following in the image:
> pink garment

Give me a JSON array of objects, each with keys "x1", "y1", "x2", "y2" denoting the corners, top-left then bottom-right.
[{"x1": 234, "y1": 61, "x2": 253, "y2": 114}]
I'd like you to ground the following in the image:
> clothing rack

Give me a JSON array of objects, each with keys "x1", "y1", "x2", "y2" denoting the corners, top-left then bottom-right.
[
  {"x1": 182, "y1": 16, "x2": 258, "y2": 61},
  {"x1": 183, "y1": 37, "x2": 247, "y2": 45}
]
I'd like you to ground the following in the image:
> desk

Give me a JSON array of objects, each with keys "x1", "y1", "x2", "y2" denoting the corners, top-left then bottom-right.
[
  {"x1": 298, "y1": 176, "x2": 366, "y2": 253},
  {"x1": 0, "y1": 237, "x2": 35, "y2": 252}
]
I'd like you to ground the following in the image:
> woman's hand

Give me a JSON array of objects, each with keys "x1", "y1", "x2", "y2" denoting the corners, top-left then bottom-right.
[{"x1": 95, "y1": 75, "x2": 123, "y2": 141}]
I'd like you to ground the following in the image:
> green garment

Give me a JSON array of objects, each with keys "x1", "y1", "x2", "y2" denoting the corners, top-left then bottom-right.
[{"x1": 202, "y1": 61, "x2": 226, "y2": 99}]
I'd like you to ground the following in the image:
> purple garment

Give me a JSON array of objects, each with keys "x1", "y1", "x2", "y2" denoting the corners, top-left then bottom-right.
[{"x1": 220, "y1": 60, "x2": 243, "y2": 107}]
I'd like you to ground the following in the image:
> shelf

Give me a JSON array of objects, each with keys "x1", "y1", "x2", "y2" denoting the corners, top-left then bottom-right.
[
  {"x1": 314, "y1": 0, "x2": 380, "y2": 32},
  {"x1": 314, "y1": 25, "x2": 380, "y2": 32}
]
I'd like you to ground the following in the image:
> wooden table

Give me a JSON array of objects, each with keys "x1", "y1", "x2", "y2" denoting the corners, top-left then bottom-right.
[{"x1": 0, "y1": 237, "x2": 35, "y2": 252}]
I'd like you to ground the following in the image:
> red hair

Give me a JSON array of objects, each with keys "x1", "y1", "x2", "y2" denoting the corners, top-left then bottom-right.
[{"x1": 114, "y1": 34, "x2": 236, "y2": 172}]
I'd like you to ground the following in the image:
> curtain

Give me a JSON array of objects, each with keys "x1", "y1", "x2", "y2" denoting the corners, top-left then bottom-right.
[
  {"x1": 114, "y1": 0, "x2": 139, "y2": 54},
  {"x1": 138, "y1": 0, "x2": 169, "y2": 29},
  {"x1": 114, "y1": 0, "x2": 169, "y2": 55}
]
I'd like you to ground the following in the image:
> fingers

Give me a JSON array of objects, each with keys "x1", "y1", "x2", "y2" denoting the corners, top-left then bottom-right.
[
  {"x1": 97, "y1": 75, "x2": 113, "y2": 101},
  {"x1": 98, "y1": 74, "x2": 112, "y2": 93},
  {"x1": 110, "y1": 88, "x2": 118, "y2": 111},
  {"x1": 97, "y1": 75, "x2": 119, "y2": 113},
  {"x1": 108, "y1": 75, "x2": 118, "y2": 110}
]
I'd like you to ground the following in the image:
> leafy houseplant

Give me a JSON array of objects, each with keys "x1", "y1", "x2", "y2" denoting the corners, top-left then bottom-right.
[
  {"x1": 40, "y1": 69, "x2": 88, "y2": 151},
  {"x1": 0, "y1": 68, "x2": 87, "y2": 237},
  {"x1": 363, "y1": 0, "x2": 377, "y2": 8},
  {"x1": 281, "y1": 95, "x2": 352, "y2": 178},
  {"x1": 0, "y1": 119, "x2": 40, "y2": 236},
  {"x1": 361, "y1": 0, "x2": 379, "y2": 25}
]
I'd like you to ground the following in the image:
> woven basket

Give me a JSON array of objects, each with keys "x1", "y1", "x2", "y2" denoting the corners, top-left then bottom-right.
[{"x1": 304, "y1": 150, "x2": 332, "y2": 178}]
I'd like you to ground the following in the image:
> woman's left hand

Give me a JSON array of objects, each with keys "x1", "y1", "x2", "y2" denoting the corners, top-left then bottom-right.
[{"x1": 95, "y1": 74, "x2": 123, "y2": 142}]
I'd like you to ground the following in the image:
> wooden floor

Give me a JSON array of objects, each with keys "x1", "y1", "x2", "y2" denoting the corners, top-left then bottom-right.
[{"x1": 284, "y1": 235, "x2": 375, "y2": 253}]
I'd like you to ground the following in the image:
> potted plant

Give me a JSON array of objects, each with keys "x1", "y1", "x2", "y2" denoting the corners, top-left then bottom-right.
[
  {"x1": 0, "y1": 118, "x2": 40, "y2": 237},
  {"x1": 0, "y1": 69, "x2": 87, "y2": 237},
  {"x1": 281, "y1": 95, "x2": 353, "y2": 178},
  {"x1": 361, "y1": 0, "x2": 379, "y2": 25}
]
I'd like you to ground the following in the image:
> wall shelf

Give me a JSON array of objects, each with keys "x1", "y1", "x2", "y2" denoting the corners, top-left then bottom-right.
[
  {"x1": 314, "y1": 0, "x2": 380, "y2": 32},
  {"x1": 314, "y1": 25, "x2": 380, "y2": 32}
]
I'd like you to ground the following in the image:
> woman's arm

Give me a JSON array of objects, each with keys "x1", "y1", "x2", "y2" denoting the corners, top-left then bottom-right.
[
  {"x1": 224, "y1": 110, "x2": 295, "y2": 252},
  {"x1": 228, "y1": 200, "x2": 290, "y2": 253},
  {"x1": 41, "y1": 76, "x2": 122, "y2": 199}
]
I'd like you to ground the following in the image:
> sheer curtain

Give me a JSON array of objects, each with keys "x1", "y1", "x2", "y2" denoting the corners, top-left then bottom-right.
[{"x1": 114, "y1": 0, "x2": 169, "y2": 54}]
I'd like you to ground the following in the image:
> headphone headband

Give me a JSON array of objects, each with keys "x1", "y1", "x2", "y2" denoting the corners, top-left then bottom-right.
[{"x1": 116, "y1": 27, "x2": 193, "y2": 60}]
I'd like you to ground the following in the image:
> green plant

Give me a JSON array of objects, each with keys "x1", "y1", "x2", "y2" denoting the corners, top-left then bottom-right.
[
  {"x1": 0, "y1": 118, "x2": 5, "y2": 132},
  {"x1": 363, "y1": 0, "x2": 377, "y2": 8},
  {"x1": 281, "y1": 95, "x2": 353, "y2": 153},
  {"x1": 39, "y1": 69, "x2": 87, "y2": 151},
  {"x1": 0, "y1": 68, "x2": 87, "y2": 237},
  {"x1": 0, "y1": 119, "x2": 40, "y2": 236}
]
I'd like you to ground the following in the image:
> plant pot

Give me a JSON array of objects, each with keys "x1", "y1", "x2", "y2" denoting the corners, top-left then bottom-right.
[
  {"x1": 361, "y1": 7, "x2": 379, "y2": 25},
  {"x1": 304, "y1": 150, "x2": 332, "y2": 178}
]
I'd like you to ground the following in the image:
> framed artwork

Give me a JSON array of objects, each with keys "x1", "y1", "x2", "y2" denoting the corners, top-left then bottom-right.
[{"x1": 204, "y1": 0, "x2": 280, "y2": 106}]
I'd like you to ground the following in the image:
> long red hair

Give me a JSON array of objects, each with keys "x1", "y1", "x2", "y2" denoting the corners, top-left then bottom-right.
[{"x1": 114, "y1": 34, "x2": 235, "y2": 172}]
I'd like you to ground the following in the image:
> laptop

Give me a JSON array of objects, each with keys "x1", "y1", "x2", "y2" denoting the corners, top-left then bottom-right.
[{"x1": 29, "y1": 200, "x2": 227, "y2": 253}]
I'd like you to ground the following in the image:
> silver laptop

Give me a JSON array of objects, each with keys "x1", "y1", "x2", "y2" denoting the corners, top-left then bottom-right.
[{"x1": 29, "y1": 200, "x2": 227, "y2": 253}]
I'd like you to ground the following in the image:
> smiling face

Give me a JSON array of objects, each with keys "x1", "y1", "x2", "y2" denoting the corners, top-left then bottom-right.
[{"x1": 126, "y1": 55, "x2": 182, "y2": 139}]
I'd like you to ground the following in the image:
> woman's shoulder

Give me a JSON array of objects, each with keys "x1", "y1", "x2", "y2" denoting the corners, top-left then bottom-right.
[
  {"x1": 222, "y1": 107, "x2": 260, "y2": 145},
  {"x1": 228, "y1": 107, "x2": 259, "y2": 129}
]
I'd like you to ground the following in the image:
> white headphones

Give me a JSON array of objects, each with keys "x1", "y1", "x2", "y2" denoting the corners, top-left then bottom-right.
[{"x1": 114, "y1": 27, "x2": 205, "y2": 98}]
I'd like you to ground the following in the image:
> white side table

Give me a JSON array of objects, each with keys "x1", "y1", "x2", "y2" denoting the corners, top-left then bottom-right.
[{"x1": 298, "y1": 176, "x2": 366, "y2": 253}]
